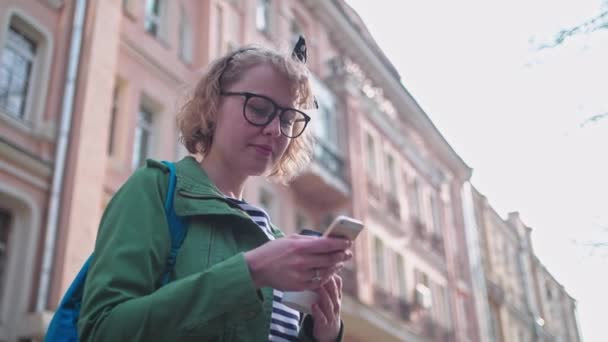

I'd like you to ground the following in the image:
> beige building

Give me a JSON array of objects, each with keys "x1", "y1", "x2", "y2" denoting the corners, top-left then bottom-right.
[
  {"x1": 467, "y1": 187, "x2": 582, "y2": 342},
  {"x1": 0, "y1": 1, "x2": 579, "y2": 342}
]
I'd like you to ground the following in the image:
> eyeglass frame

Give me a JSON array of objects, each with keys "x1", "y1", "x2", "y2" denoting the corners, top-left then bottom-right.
[{"x1": 220, "y1": 91, "x2": 312, "y2": 138}]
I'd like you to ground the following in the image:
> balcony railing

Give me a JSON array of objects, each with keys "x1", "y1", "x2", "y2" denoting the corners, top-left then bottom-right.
[
  {"x1": 313, "y1": 139, "x2": 346, "y2": 183},
  {"x1": 373, "y1": 286, "x2": 393, "y2": 311},
  {"x1": 395, "y1": 298, "x2": 412, "y2": 322},
  {"x1": 372, "y1": 286, "x2": 412, "y2": 322},
  {"x1": 421, "y1": 316, "x2": 454, "y2": 342},
  {"x1": 291, "y1": 138, "x2": 349, "y2": 207}
]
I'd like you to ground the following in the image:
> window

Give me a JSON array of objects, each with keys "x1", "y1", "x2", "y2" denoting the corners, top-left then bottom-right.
[
  {"x1": 144, "y1": 0, "x2": 165, "y2": 38},
  {"x1": 107, "y1": 83, "x2": 120, "y2": 155},
  {"x1": 418, "y1": 270, "x2": 429, "y2": 287},
  {"x1": 216, "y1": 4, "x2": 224, "y2": 56},
  {"x1": 374, "y1": 237, "x2": 385, "y2": 287},
  {"x1": 310, "y1": 76, "x2": 339, "y2": 147},
  {"x1": 503, "y1": 240, "x2": 510, "y2": 274},
  {"x1": 255, "y1": 0, "x2": 271, "y2": 33},
  {"x1": 0, "y1": 25, "x2": 36, "y2": 119},
  {"x1": 0, "y1": 209, "x2": 11, "y2": 312},
  {"x1": 290, "y1": 18, "x2": 302, "y2": 47},
  {"x1": 409, "y1": 179, "x2": 421, "y2": 218},
  {"x1": 316, "y1": 103, "x2": 334, "y2": 142},
  {"x1": 396, "y1": 254, "x2": 407, "y2": 298},
  {"x1": 386, "y1": 154, "x2": 397, "y2": 194},
  {"x1": 365, "y1": 133, "x2": 376, "y2": 176},
  {"x1": 132, "y1": 106, "x2": 154, "y2": 169},
  {"x1": 179, "y1": 6, "x2": 193, "y2": 64},
  {"x1": 430, "y1": 193, "x2": 442, "y2": 233}
]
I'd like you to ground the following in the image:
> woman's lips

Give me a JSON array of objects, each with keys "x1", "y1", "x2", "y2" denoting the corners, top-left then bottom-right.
[{"x1": 251, "y1": 144, "x2": 273, "y2": 157}]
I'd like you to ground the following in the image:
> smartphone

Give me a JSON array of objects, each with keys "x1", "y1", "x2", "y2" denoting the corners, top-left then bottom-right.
[{"x1": 322, "y1": 215, "x2": 364, "y2": 241}]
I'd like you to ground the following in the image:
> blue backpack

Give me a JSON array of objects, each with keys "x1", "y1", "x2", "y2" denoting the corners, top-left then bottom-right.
[{"x1": 45, "y1": 161, "x2": 187, "y2": 342}]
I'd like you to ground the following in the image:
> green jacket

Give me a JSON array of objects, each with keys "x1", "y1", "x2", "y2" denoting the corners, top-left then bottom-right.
[{"x1": 78, "y1": 156, "x2": 344, "y2": 342}]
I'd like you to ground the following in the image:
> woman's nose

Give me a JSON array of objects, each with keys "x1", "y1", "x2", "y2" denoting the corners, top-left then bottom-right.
[{"x1": 262, "y1": 115, "x2": 282, "y2": 137}]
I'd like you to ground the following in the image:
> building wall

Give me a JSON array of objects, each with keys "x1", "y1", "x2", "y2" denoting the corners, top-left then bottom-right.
[
  {"x1": 0, "y1": 1, "x2": 582, "y2": 341},
  {"x1": 472, "y1": 187, "x2": 582, "y2": 342},
  {"x1": 0, "y1": 0, "x2": 75, "y2": 340}
]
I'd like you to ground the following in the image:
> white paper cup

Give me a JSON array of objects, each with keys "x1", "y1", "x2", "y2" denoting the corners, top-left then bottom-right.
[{"x1": 281, "y1": 290, "x2": 319, "y2": 314}]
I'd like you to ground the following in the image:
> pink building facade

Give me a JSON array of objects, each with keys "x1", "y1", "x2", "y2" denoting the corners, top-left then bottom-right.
[{"x1": 0, "y1": 1, "x2": 579, "y2": 341}]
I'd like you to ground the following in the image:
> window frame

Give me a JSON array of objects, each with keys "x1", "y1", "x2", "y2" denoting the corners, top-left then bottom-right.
[
  {"x1": 365, "y1": 132, "x2": 377, "y2": 177},
  {"x1": 373, "y1": 236, "x2": 386, "y2": 288},
  {"x1": 396, "y1": 253, "x2": 407, "y2": 299},
  {"x1": 178, "y1": 5, "x2": 193, "y2": 64},
  {"x1": 409, "y1": 178, "x2": 421, "y2": 219},
  {"x1": 0, "y1": 11, "x2": 52, "y2": 134},
  {"x1": 0, "y1": 25, "x2": 36, "y2": 119},
  {"x1": 131, "y1": 105, "x2": 155, "y2": 170},
  {"x1": 255, "y1": 0, "x2": 272, "y2": 34},
  {"x1": 386, "y1": 153, "x2": 397, "y2": 194},
  {"x1": 144, "y1": 0, "x2": 166, "y2": 39}
]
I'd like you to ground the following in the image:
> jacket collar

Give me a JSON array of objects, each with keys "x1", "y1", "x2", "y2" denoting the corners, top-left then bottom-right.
[{"x1": 171, "y1": 157, "x2": 285, "y2": 238}]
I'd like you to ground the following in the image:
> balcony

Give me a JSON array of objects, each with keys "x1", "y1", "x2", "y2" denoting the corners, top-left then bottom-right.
[
  {"x1": 421, "y1": 316, "x2": 454, "y2": 342},
  {"x1": 291, "y1": 139, "x2": 350, "y2": 207},
  {"x1": 372, "y1": 286, "x2": 412, "y2": 322},
  {"x1": 395, "y1": 298, "x2": 412, "y2": 322},
  {"x1": 373, "y1": 286, "x2": 393, "y2": 311}
]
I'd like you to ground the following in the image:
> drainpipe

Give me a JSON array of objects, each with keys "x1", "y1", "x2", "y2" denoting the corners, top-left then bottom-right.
[{"x1": 36, "y1": 0, "x2": 88, "y2": 312}]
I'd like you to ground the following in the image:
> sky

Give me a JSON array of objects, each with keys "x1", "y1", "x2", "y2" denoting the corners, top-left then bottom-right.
[{"x1": 345, "y1": 0, "x2": 608, "y2": 341}]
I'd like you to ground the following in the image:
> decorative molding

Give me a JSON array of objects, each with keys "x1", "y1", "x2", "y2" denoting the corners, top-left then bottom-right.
[
  {"x1": 0, "y1": 137, "x2": 52, "y2": 188},
  {"x1": 304, "y1": 0, "x2": 472, "y2": 180},
  {"x1": 120, "y1": 37, "x2": 184, "y2": 87}
]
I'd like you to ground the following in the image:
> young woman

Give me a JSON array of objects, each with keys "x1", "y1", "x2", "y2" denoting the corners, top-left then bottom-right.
[{"x1": 77, "y1": 44, "x2": 352, "y2": 342}]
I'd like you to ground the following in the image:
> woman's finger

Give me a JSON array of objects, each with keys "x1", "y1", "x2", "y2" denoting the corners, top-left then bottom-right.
[
  {"x1": 318, "y1": 283, "x2": 335, "y2": 324},
  {"x1": 336, "y1": 274, "x2": 343, "y2": 301},
  {"x1": 326, "y1": 276, "x2": 341, "y2": 316},
  {"x1": 297, "y1": 237, "x2": 352, "y2": 254},
  {"x1": 299, "y1": 251, "x2": 352, "y2": 270},
  {"x1": 312, "y1": 303, "x2": 328, "y2": 326}
]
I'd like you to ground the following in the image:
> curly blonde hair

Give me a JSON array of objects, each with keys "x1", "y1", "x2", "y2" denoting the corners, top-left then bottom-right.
[{"x1": 176, "y1": 45, "x2": 316, "y2": 183}]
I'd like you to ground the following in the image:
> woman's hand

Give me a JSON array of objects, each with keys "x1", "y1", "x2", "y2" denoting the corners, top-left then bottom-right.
[
  {"x1": 312, "y1": 275, "x2": 343, "y2": 342},
  {"x1": 244, "y1": 235, "x2": 352, "y2": 291}
]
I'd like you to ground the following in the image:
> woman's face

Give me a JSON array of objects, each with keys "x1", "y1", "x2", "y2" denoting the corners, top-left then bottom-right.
[{"x1": 209, "y1": 63, "x2": 295, "y2": 177}]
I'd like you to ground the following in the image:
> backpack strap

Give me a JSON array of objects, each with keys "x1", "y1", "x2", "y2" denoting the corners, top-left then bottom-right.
[{"x1": 160, "y1": 161, "x2": 187, "y2": 286}]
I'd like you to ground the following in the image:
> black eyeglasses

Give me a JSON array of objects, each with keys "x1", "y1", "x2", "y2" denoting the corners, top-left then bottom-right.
[{"x1": 221, "y1": 91, "x2": 311, "y2": 138}]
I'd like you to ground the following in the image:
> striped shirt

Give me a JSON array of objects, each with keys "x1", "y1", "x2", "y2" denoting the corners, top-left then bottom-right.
[{"x1": 225, "y1": 197, "x2": 301, "y2": 342}]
